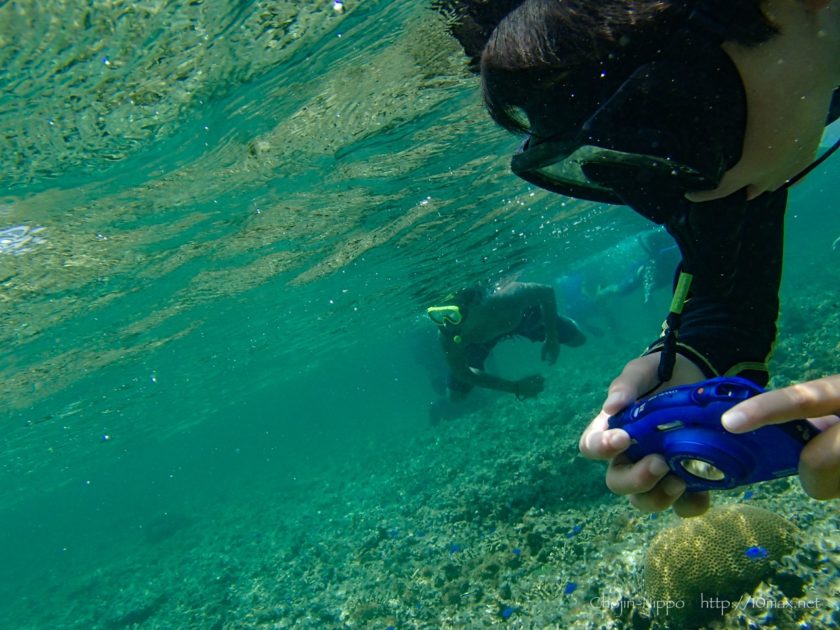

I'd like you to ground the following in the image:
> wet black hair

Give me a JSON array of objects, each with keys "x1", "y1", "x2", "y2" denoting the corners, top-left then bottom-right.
[
  {"x1": 479, "y1": 0, "x2": 778, "y2": 136},
  {"x1": 447, "y1": 284, "x2": 485, "y2": 321}
]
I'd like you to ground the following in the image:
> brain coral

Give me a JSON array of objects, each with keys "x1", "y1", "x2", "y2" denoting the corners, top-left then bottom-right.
[{"x1": 643, "y1": 504, "x2": 800, "y2": 627}]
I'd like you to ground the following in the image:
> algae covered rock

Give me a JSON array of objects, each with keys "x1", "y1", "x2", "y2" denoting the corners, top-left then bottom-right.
[{"x1": 643, "y1": 505, "x2": 800, "y2": 627}]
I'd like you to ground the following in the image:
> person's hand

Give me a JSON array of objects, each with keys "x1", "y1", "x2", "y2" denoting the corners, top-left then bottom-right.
[
  {"x1": 516, "y1": 374, "x2": 545, "y2": 399},
  {"x1": 579, "y1": 353, "x2": 711, "y2": 517},
  {"x1": 541, "y1": 338, "x2": 560, "y2": 365},
  {"x1": 722, "y1": 375, "x2": 840, "y2": 500}
]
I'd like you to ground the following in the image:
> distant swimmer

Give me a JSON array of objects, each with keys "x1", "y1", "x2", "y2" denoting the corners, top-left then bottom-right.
[{"x1": 426, "y1": 280, "x2": 585, "y2": 402}]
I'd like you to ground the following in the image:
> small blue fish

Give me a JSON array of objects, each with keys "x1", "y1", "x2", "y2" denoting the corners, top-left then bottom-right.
[
  {"x1": 745, "y1": 545, "x2": 769, "y2": 560},
  {"x1": 512, "y1": 548, "x2": 521, "y2": 557},
  {"x1": 566, "y1": 524, "x2": 583, "y2": 538},
  {"x1": 743, "y1": 490, "x2": 754, "y2": 500},
  {"x1": 501, "y1": 606, "x2": 516, "y2": 620},
  {"x1": 449, "y1": 543, "x2": 462, "y2": 554},
  {"x1": 564, "y1": 582, "x2": 577, "y2": 595}
]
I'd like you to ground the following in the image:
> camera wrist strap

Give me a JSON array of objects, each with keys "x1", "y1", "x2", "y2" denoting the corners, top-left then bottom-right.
[{"x1": 657, "y1": 271, "x2": 693, "y2": 382}]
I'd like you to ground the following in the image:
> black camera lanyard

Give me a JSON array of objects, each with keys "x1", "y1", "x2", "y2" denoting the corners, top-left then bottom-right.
[{"x1": 657, "y1": 270, "x2": 694, "y2": 383}]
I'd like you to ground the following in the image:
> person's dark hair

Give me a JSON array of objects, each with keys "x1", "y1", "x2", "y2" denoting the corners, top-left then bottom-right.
[
  {"x1": 432, "y1": 0, "x2": 527, "y2": 72},
  {"x1": 450, "y1": 284, "x2": 485, "y2": 321},
  {"x1": 480, "y1": 0, "x2": 778, "y2": 136}
]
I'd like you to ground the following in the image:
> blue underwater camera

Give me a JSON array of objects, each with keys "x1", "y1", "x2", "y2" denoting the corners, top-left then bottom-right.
[{"x1": 607, "y1": 377, "x2": 820, "y2": 492}]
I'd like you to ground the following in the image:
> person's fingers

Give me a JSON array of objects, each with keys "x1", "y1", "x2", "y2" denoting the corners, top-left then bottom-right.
[
  {"x1": 722, "y1": 376, "x2": 840, "y2": 433},
  {"x1": 579, "y1": 410, "x2": 631, "y2": 459},
  {"x1": 581, "y1": 355, "x2": 663, "y2": 460},
  {"x1": 799, "y1": 422, "x2": 840, "y2": 500},
  {"x1": 602, "y1": 355, "x2": 662, "y2": 415},
  {"x1": 606, "y1": 454, "x2": 710, "y2": 515},
  {"x1": 672, "y1": 491, "x2": 711, "y2": 517},
  {"x1": 626, "y1": 475, "x2": 687, "y2": 512},
  {"x1": 809, "y1": 415, "x2": 839, "y2": 431},
  {"x1": 626, "y1": 480, "x2": 710, "y2": 515},
  {"x1": 606, "y1": 453, "x2": 670, "y2": 495}
]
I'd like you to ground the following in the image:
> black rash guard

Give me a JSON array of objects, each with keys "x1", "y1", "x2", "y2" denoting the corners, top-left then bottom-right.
[{"x1": 616, "y1": 186, "x2": 786, "y2": 387}]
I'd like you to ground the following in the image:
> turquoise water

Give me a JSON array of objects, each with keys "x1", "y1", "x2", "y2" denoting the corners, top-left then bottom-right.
[{"x1": 1, "y1": 2, "x2": 838, "y2": 628}]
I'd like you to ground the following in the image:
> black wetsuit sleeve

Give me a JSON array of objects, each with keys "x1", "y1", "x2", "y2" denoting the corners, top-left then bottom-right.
[{"x1": 618, "y1": 185, "x2": 786, "y2": 387}]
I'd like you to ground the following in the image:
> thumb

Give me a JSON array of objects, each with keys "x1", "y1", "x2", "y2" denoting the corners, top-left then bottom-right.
[{"x1": 602, "y1": 355, "x2": 662, "y2": 414}]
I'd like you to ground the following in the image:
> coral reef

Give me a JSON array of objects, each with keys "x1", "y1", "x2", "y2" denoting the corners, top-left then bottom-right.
[
  {"x1": 3, "y1": 251, "x2": 838, "y2": 629},
  {"x1": 643, "y1": 505, "x2": 801, "y2": 628}
]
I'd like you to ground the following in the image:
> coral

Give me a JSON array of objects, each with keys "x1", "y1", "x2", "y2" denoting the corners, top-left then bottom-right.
[{"x1": 643, "y1": 505, "x2": 800, "y2": 628}]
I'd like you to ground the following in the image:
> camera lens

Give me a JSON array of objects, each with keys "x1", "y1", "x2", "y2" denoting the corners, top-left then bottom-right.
[{"x1": 680, "y1": 458, "x2": 726, "y2": 481}]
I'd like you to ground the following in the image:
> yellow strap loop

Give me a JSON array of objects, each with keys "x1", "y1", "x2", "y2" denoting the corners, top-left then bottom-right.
[{"x1": 669, "y1": 271, "x2": 693, "y2": 315}]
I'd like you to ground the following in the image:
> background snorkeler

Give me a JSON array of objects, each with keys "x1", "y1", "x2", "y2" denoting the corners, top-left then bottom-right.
[{"x1": 427, "y1": 281, "x2": 585, "y2": 403}]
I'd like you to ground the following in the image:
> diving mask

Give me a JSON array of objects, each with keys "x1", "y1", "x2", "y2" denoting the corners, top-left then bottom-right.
[
  {"x1": 426, "y1": 305, "x2": 463, "y2": 326},
  {"x1": 511, "y1": 9, "x2": 840, "y2": 206},
  {"x1": 511, "y1": 32, "x2": 747, "y2": 205}
]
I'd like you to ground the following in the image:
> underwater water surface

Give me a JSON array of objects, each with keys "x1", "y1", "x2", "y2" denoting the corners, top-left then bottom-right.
[{"x1": 1, "y1": 1, "x2": 838, "y2": 628}]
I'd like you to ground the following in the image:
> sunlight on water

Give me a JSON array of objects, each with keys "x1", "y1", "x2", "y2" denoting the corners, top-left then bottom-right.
[{"x1": 0, "y1": 0, "x2": 628, "y2": 417}]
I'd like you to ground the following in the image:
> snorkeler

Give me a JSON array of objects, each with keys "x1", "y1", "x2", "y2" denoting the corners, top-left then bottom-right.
[
  {"x1": 427, "y1": 281, "x2": 585, "y2": 402},
  {"x1": 595, "y1": 229, "x2": 681, "y2": 303},
  {"x1": 438, "y1": 0, "x2": 840, "y2": 507},
  {"x1": 553, "y1": 228, "x2": 680, "y2": 337}
]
